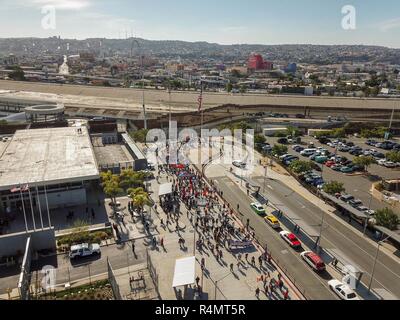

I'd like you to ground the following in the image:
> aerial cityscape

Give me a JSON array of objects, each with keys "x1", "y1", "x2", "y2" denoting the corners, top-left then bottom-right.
[{"x1": 0, "y1": 0, "x2": 399, "y2": 309}]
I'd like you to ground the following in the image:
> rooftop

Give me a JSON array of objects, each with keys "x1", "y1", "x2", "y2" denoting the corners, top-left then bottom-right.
[{"x1": 0, "y1": 127, "x2": 99, "y2": 190}]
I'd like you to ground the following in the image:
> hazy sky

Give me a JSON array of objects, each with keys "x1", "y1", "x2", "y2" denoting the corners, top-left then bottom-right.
[{"x1": 1, "y1": 0, "x2": 400, "y2": 48}]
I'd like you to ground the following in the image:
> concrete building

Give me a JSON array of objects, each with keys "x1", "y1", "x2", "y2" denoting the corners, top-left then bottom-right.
[{"x1": 0, "y1": 127, "x2": 100, "y2": 217}]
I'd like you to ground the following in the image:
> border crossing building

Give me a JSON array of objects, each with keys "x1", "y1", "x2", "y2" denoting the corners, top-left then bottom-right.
[{"x1": 0, "y1": 127, "x2": 100, "y2": 228}]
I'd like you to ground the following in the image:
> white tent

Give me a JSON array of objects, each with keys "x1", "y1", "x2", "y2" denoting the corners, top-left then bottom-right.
[
  {"x1": 172, "y1": 256, "x2": 196, "y2": 288},
  {"x1": 159, "y1": 183, "x2": 173, "y2": 197}
]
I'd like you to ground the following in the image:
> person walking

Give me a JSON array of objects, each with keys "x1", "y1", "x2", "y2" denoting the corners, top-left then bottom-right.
[
  {"x1": 230, "y1": 263, "x2": 234, "y2": 272},
  {"x1": 245, "y1": 253, "x2": 249, "y2": 262},
  {"x1": 255, "y1": 287, "x2": 260, "y2": 299},
  {"x1": 251, "y1": 256, "x2": 256, "y2": 267}
]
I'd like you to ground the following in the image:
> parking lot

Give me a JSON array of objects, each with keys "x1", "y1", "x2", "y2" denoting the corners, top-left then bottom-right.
[{"x1": 266, "y1": 135, "x2": 400, "y2": 213}]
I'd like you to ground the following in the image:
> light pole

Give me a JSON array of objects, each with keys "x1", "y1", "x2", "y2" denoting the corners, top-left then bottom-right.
[
  {"x1": 368, "y1": 236, "x2": 390, "y2": 294},
  {"x1": 354, "y1": 189, "x2": 373, "y2": 235},
  {"x1": 214, "y1": 272, "x2": 232, "y2": 300}
]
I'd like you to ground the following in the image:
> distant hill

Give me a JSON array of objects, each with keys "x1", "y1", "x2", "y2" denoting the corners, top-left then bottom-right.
[{"x1": 1, "y1": 37, "x2": 399, "y2": 64}]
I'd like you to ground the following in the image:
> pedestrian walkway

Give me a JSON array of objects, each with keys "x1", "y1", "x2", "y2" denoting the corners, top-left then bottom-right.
[{"x1": 143, "y1": 163, "x2": 303, "y2": 300}]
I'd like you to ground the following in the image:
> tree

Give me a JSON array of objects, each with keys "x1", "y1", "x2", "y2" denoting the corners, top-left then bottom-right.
[
  {"x1": 129, "y1": 187, "x2": 151, "y2": 214},
  {"x1": 353, "y1": 156, "x2": 376, "y2": 173},
  {"x1": 289, "y1": 160, "x2": 313, "y2": 174},
  {"x1": 8, "y1": 66, "x2": 25, "y2": 81},
  {"x1": 226, "y1": 82, "x2": 233, "y2": 93},
  {"x1": 323, "y1": 181, "x2": 345, "y2": 195},
  {"x1": 100, "y1": 171, "x2": 123, "y2": 204},
  {"x1": 386, "y1": 151, "x2": 400, "y2": 163},
  {"x1": 272, "y1": 144, "x2": 288, "y2": 157},
  {"x1": 254, "y1": 134, "x2": 266, "y2": 145},
  {"x1": 130, "y1": 129, "x2": 149, "y2": 143},
  {"x1": 374, "y1": 208, "x2": 400, "y2": 231},
  {"x1": 119, "y1": 169, "x2": 145, "y2": 190},
  {"x1": 286, "y1": 126, "x2": 301, "y2": 137}
]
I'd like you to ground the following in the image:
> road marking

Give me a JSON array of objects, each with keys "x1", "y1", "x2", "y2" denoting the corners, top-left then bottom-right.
[
  {"x1": 268, "y1": 185, "x2": 274, "y2": 190},
  {"x1": 281, "y1": 250, "x2": 289, "y2": 255}
]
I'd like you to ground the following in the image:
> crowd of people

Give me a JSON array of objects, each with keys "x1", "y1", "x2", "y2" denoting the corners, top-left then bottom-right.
[{"x1": 152, "y1": 163, "x2": 291, "y2": 300}]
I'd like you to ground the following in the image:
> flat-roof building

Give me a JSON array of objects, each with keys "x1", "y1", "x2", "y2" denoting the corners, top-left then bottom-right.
[{"x1": 0, "y1": 127, "x2": 100, "y2": 217}]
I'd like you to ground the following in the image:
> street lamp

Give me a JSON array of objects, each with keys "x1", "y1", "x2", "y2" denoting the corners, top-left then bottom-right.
[
  {"x1": 214, "y1": 271, "x2": 232, "y2": 300},
  {"x1": 354, "y1": 189, "x2": 373, "y2": 236},
  {"x1": 368, "y1": 236, "x2": 390, "y2": 294}
]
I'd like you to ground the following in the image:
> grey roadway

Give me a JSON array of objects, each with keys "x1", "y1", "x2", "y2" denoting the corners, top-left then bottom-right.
[
  {"x1": 0, "y1": 241, "x2": 146, "y2": 294},
  {"x1": 252, "y1": 176, "x2": 400, "y2": 298},
  {"x1": 212, "y1": 175, "x2": 337, "y2": 300}
]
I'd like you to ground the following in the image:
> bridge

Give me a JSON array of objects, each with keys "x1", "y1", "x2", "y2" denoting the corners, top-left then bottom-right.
[{"x1": 0, "y1": 80, "x2": 399, "y2": 128}]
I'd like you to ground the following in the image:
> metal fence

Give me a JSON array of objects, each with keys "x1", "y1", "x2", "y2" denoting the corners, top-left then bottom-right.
[
  {"x1": 107, "y1": 258, "x2": 122, "y2": 300},
  {"x1": 146, "y1": 249, "x2": 160, "y2": 299}
]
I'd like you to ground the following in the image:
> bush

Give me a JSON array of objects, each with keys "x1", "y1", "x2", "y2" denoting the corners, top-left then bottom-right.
[
  {"x1": 374, "y1": 208, "x2": 400, "y2": 231},
  {"x1": 289, "y1": 160, "x2": 313, "y2": 174},
  {"x1": 323, "y1": 181, "x2": 345, "y2": 195},
  {"x1": 272, "y1": 144, "x2": 288, "y2": 156},
  {"x1": 386, "y1": 152, "x2": 400, "y2": 163}
]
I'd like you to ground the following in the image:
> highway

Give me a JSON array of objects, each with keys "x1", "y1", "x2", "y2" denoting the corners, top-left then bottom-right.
[
  {"x1": 211, "y1": 175, "x2": 337, "y2": 300},
  {"x1": 251, "y1": 176, "x2": 400, "y2": 298}
]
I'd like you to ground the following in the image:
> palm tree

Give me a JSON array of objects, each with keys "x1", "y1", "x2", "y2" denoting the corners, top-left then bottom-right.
[
  {"x1": 103, "y1": 179, "x2": 123, "y2": 205},
  {"x1": 129, "y1": 187, "x2": 151, "y2": 215}
]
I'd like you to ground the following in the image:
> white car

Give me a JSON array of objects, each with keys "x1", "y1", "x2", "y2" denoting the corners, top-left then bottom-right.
[
  {"x1": 377, "y1": 159, "x2": 387, "y2": 166},
  {"x1": 328, "y1": 280, "x2": 360, "y2": 300},
  {"x1": 232, "y1": 160, "x2": 246, "y2": 168},
  {"x1": 69, "y1": 243, "x2": 101, "y2": 259},
  {"x1": 384, "y1": 161, "x2": 396, "y2": 168}
]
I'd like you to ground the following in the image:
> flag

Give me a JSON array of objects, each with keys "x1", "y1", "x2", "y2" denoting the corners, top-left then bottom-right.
[
  {"x1": 197, "y1": 85, "x2": 203, "y2": 112},
  {"x1": 10, "y1": 186, "x2": 21, "y2": 193}
]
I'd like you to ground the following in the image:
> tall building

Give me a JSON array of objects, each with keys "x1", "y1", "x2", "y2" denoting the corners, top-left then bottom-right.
[{"x1": 248, "y1": 53, "x2": 273, "y2": 71}]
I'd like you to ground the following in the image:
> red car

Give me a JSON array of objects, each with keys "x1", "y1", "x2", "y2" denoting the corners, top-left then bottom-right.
[
  {"x1": 325, "y1": 161, "x2": 336, "y2": 168},
  {"x1": 300, "y1": 251, "x2": 326, "y2": 272},
  {"x1": 280, "y1": 231, "x2": 301, "y2": 248}
]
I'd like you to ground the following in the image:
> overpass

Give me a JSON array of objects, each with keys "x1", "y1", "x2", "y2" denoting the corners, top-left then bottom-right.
[{"x1": 0, "y1": 80, "x2": 399, "y2": 128}]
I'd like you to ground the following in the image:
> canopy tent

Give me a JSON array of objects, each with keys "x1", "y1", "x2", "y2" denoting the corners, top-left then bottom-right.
[
  {"x1": 159, "y1": 183, "x2": 173, "y2": 197},
  {"x1": 172, "y1": 256, "x2": 196, "y2": 288}
]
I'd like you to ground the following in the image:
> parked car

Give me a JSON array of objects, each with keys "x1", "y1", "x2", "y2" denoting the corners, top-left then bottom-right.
[
  {"x1": 384, "y1": 161, "x2": 397, "y2": 168},
  {"x1": 284, "y1": 156, "x2": 299, "y2": 165},
  {"x1": 315, "y1": 156, "x2": 329, "y2": 164},
  {"x1": 300, "y1": 251, "x2": 326, "y2": 272},
  {"x1": 277, "y1": 138, "x2": 289, "y2": 145},
  {"x1": 328, "y1": 280, "x2": 360, "y2": 300},
  {"x1": 340, "y1": 194, "x2": 354, "y2": 203},
  {"x1": 69, "y1": 243, "x2": 101, "y2": 259},
  {"x1": 349, "y1": 199, "x2": 363, "y2": 208},
  {"x1": 366, "y1": 139, "x2": 378, "y2": 146},
  {"x1": 279, "y1": 231, "x2": 301, "y2": 249},
  {"x1": 250, "y1": 202, "x2": 266, "y2": 216},
  {"x1": 265, "y1": 215, "x2": 281, "y2": 229},
  {"x1": 341, "y1": 166, "x2": 354, "y2": 173},
  {"x1": 331, "y1": 164, "x2": 342, "y2": 171},
  {"x1": 301, "y1": 149, "x2": 317, "y2": 157},
  {"x1": 325, "y1": 160, "x2": 336, "y2": 168},
  {"x1": 232, "y1": 160, "x2": 246, "y2": 168},
  {"x1": 372, "y1": 152, "x2": 385, "y2": 159}
]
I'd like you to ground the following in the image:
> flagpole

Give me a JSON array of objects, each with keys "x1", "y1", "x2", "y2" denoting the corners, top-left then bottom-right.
[
  {"x1": 44, "y1": 185, "x2": 51, "y2": 228},
  {"x1": 27, "y1": 184, "x2": 36, "y2": 231},
  {"x1": 36, "y1": 184, "x2": 44, "y2": 230},
  {"x1": 19, "y1": 183, "x2": 28, "y2": 233}
]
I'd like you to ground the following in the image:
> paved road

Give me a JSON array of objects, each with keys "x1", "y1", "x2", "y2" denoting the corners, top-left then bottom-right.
[
  {"x1": 212, "y1": 175, "x2": 337, "y2": 300},
  {"x1": 0, "y1": 241, "x2": 148, "y2": 294},
  {"x1": 252, "y1": 176, "x2": 400, "y2": 298}
]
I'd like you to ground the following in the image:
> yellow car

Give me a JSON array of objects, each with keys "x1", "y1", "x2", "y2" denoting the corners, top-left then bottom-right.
[{"x1": 265, "y1": 215, "x2": 280, "y2": 229}]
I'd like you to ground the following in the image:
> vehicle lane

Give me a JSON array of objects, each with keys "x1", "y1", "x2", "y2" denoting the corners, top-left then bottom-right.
[
  {"x1": 253, "y1": 176, "x2": 400, "y2": 298},
  {"x1": 213, "y1": 176, "x2": 337, "y2": 300}
]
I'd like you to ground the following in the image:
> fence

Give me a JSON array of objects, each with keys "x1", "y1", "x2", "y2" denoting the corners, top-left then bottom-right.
[
  {"x1": 107, "y1": 258, "x2": 123, "y2": 300},
  {"x1": 146, "y1": 249, "x2": 160, "y2": 299}
]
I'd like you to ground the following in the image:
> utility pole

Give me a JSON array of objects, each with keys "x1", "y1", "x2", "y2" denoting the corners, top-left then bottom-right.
[
  {"x1": 368, "y1": 236, "x2": 389, "y2": 294},
  {"x1": 142, "y1": 53, "x2": 147, "y2": 130}
]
